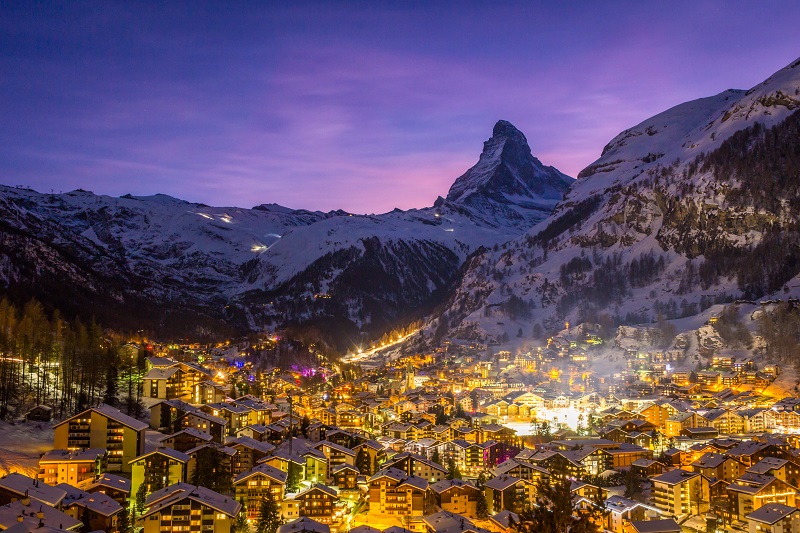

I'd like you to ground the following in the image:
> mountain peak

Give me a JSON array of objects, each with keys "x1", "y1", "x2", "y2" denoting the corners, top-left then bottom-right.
[
  {"x1": 492, "y1": 119, "x2": 526, "y2": 141},
  {"x1": 442, "y1": 120, "x2": 572, "y2": 228}
]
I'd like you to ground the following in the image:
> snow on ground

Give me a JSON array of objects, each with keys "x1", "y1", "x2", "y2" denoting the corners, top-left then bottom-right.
[
  {"x1": 144, "y1": 429, "x2": 165, "y2": 453},
  {"x1": 763, "y1": 366, "x2": 800, "y2": 399},
  {"x1": 0, "y1": 421, "x2": 54, "y2": 477}
]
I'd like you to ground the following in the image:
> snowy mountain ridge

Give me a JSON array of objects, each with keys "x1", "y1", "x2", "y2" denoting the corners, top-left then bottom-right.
[
  {"x1": 413, "y1": 56, "x2": 800, "y2": 352},
  {"x1": 0, "y1": 121, "x2": 571, "y2": 345}
]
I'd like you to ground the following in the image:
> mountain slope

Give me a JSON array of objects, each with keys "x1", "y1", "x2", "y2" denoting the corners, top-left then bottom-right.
[
  {"x1": 418, "y1": 56, "x2": 800, "y2": 350},
  {"x1": 0, "y1": 121, "x2": 571, "y2": 344}
]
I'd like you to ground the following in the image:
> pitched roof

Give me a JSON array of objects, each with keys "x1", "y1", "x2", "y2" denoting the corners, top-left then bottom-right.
[
  {"x1": 651, "y1": 469, "x2": 701, "y2": 485},
  {"x1": 234, "y1": 463, "x2": 288, "y2": 485},
  {"x1": 0, "y1": 473, "x2": 67, "y2": 507},
  {"x1": 746, "y1": 503, "x2": 800, "y2": 524},
  {"x1": 484, "y1": 475, "x2": 523, "y2": 491},
  {"x1": 57, "y1": 483, "x2": 122, "y2": 517},
  {"x1": 431, "y1": 479, "x2": 478, "y2": 494},
  {"x1": 277, "y1": 517, "x2": 331, "y2": 533},
  {"x1": 54, "y1": 403, "x2": 148, "y2": 431},
  {"x1": 143, "y1": 484, "x2": 241, "y2": 518}
]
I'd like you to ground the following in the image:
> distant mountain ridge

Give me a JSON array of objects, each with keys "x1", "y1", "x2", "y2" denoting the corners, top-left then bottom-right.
[
  {"x1": 0, "y1": 120, "x2": 571, "y2": 347},
  {"x1": 413, "y1": 56, "x2": 800, "y2": 351}
]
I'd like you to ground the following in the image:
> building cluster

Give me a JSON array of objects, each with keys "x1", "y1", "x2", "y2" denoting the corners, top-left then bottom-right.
[{"x1": 3, "y1": 337, "x2": 800, "y2": 533}]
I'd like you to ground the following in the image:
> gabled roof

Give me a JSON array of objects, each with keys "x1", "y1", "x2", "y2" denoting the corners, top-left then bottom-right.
[
  {"x1": 368, "y1": 467, "x2": 428, "y2": 490},
  {"x1": 79, "y1": 472, "x2": 131, "y2": 494},
  {"x1": 143, "y1": 367, "x2": 181, "y2": 380},
  {"x1": 277, "y1": 517, "x2": 330, "y2": 533},
  {"x1": 431, "y1": 479, "x2": 478, "y2": 494},
  {"x1": 0, "y1": 499, "x2": 81, "y2": 531},
  {"x1": 490, "y1": 510, "x2": 519, "y2": 530},
  {"x1": 234, "y1": 463, "x2": 288, "y2": 485},
  {"x1": 57, "y1": 483, "x2": 122, "y2": 517},
  {"x1": 0, "y1": 473, "x2": 67, "y2": 507},
  {"x1": 423, "y1": 510, "x2": 491, "y2": 533},
  {"x1": 227, "y1": 436, "x2": 276, "y2": 454},
  {"x1": 484, "y1": 475, "x2": 524, "y2": 491},
  {"x1": 129, "y1": 447, "x2": 191, "y2": 465},
  {"x1": 55, "y1": 403, "x2": 148, "y2": 431},
  {"x1": 315, "y1": 440, "x2": 356, "y2": 456},
  {"x1": 160, "y1": 427, "x2": 214, "y2": 443},
  {"x1": 39, "y1": 448, "x2": 106, "y2": 464},
  {"x1": 746, "y1": 503, "x2": 800, "y2": 524},
  {"x1": 295, "y1": 483, "x2": 337, "y2": 499},
  {"x1": 651, "y1": 469, "x2": 701, "y2": 485},
  {"x1": 143, "y1": 483, "x2": 240, "y2": 518},
  {"x1": 691, "y1": 452, "x2": 731, "y2": 469},
  {"x1": 604, "y1": 495, "x2": 660, "y2": 515}
]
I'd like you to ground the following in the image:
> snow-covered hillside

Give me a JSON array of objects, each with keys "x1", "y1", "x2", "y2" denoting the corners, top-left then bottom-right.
[
  {"x1": 418, "y1": 56, "x2": 800, "y2": 351},
  {"x1": 0, "y1": 121, "x2": 571, "y2": 344}
]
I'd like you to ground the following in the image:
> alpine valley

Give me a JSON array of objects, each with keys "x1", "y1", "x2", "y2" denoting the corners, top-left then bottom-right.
[{"x1": 2, "y1": 57, "x2": 800, "y2": 353}]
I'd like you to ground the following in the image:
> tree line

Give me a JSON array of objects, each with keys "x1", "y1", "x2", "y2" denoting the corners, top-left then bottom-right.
[{"x1": 0, "y1": 297, "x2": 146, "y2": 420}]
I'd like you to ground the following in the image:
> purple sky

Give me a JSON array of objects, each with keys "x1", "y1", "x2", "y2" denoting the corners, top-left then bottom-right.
[{"x1": 2, "y1": 2, "x2": 799, "y2": 213}]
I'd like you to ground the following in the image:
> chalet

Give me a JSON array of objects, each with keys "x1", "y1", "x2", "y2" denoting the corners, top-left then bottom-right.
[
  {"x1": 483, "y1": 474, "x2": 531, "y2": 515},
  {"x1": 382, "y1": 452, "x2": 447, "y2": 483},
  {"x1": 233, "y1": 463, "x2": 287, "y2": 520},
  {"x1": 727, "y1": 473, "x2": 797, "y2": 522},
  {"x1": 78, "y1": 472, "x2": 131, "y2": 505},
  {"x1": 292, "y1": 484, "x2": 344, "y2": 528},
  {"x1": 691, "y1": 452, "x2": 744, "y2": 484},
  {"x1": 227, "y1": 436, "x2": 276, "y2": 476},
  {"x1": 25, "y1": 405, "x2": 53, "y2": 422},
  {"x1": 0, "y1": 473, "x2": 67, "y2": 508},
  {"x1": 746, "y1": 457, "x2": 800, "y2": 486},
  {"x1": 368, "y1": 467, "x2": 430, "y2": 518},
  {"x1": 0, "y1": 497, "x2": 81, "y2": 531},
  {"x1": 53, "y1": 403, "x2": 147, "y2": 473},
  {"x1": 59, "y1": 483, "x2": 122, "y2": 533},
  {"x1": 430, "y1": 479, "x2": 481, "y2": 518},
  {"x1": 142, "y1": 483, "x2": 240, "y2": 533},
  {"x1": 331, "y1": 464, "x2": 360, "y2": 490},
  {"x1": 130, "y1": 447, "x2": 193, "y2": 498},
  {"x1": 38, "y1": 448, "x2": 106, "y2": 486},
  {"x1": 745, "y1": 503, "x2": 800, "y2": 533},
  {"x1": 603, "y1": 495, "x2": 664, "y2": 533},
  {"x1": 142, "y1": 366, "x2": 184, "y2": 400},
  {"x1": 158, "y1": 427, "x2": 214, "y2": 452},
  {"x1": 650, "y1": 469, "x2": 709, "y2": 517}
]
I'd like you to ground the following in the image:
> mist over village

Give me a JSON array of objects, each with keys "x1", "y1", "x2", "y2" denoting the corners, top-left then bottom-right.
[{"x1": 2, "y1": 3, "x2": 800, "y2": 533}]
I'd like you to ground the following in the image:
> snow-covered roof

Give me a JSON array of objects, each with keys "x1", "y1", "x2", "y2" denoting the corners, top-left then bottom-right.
[
  {"x1": 142, "y1": 484, "x2": 240, "y2": 518},
  {"x1": 0, "y1": 474, "x2": 67, "y2": 507},
  {"x1": 54, "y1": 403, "x2": 148, "y2": 431}
]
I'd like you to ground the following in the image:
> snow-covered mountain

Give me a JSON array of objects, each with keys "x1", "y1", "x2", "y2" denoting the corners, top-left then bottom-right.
[
  {"x1": 0, "y1": 121, "x2": 571, "y2": 345},
  {"x1": 442, "y1": 120, "x2": 572, "y2": 229},
  {"x1": 417, "y1": 56, "x2": 800, "y2": 350}
]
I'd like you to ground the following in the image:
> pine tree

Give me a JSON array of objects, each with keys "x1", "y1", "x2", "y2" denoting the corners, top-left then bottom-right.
[
  {"x1": 255, "y1": 494, "x2": 282, "y2": 533},
  {"x1": 446, "y1": 458, "x2": 462, "y2": 480},
  {"x1": 233, "y1": 498, "x2": 249, "y2": 533},
  {"x1": 135, "y1": 483, "x2": 148, "y2": 517},
  {"x1": 516, "y1": 475, "x2": 604, "y2": 533},
  {"x1": 623, "y1": 468, "x2": 640, "y2": 499},
  {"x1": 286, "y1": 461, "x2": 302, "y2": 492},
  {"x1": 117, "y1": 505, "x2": 132, "y2": 533},
  {"x1": 476, "y1": 490, "x2": 489, "y2": 519},
  {"x1": 431, "y1": 449, "x2": 441, "y2": 466}
]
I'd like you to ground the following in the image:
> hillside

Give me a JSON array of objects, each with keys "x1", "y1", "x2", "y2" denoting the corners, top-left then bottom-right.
[
  {"x1": 0, "y1": 121, "x2": 571, "y2": 347},
  {"x1": 417, "y1": 56, "x2": 800, "y2": 351}
]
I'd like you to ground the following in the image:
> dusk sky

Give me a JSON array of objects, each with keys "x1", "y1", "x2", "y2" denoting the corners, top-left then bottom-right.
[{"x1": 2, "y1": 2, "x2": 799, "y2": 214}]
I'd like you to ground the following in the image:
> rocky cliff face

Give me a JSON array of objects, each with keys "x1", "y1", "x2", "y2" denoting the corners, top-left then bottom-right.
[{"x1": 444, "y1": 120, "x2": 573, "y2": 229}]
